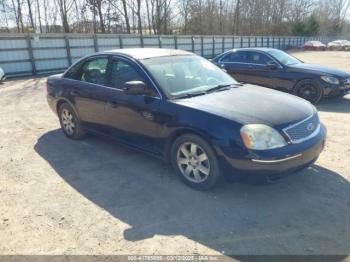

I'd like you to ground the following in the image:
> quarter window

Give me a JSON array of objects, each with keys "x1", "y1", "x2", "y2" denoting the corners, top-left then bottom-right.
[
  {"x1": 64, "y1": 60, "x2": 84, "y2": 80},
  {"x1": 79, "y1": 57, "x2": 108, "y2": 85}
]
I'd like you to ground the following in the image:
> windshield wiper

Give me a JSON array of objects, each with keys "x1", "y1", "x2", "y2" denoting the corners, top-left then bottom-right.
[
  {"x1": 175, "y1": 83, "x2": 243, "y2": 99},
  {"x1": 206, "y1": 83, "x2": 242, "y2": 93},
  {"x1": 175, "y1": 91, "x2": 207, "y2": 99}
]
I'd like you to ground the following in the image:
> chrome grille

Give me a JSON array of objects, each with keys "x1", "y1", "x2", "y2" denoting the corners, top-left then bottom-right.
[{"x1": 283, "y1": 113, "x2": 320, "y2": 143}]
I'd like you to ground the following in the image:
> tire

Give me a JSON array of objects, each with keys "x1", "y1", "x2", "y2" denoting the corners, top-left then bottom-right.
[
  {"x1": 171, "y1": 134, "x2": 221, "y2": 190},
  {"x1": 293, "y1": 79, "x2": 323, "y2": 104},
  {"x1": 58, "y1": 103, "x2": 86, "y2": 139}
]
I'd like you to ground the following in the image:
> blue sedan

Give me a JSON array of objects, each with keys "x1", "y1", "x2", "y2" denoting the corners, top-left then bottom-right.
[{"x1": 47, "y1": 48, "x2": 326, "y2": 190}]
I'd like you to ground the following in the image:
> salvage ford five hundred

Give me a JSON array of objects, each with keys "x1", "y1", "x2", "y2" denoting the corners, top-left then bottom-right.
[{"x1": 47, "y1": 48, "x2": 326, "y2": 190}]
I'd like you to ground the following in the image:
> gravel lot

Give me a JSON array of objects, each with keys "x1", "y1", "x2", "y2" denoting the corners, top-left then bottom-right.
[{"x1": 0, "y1": 51, "x2": 349, "y2": 256}]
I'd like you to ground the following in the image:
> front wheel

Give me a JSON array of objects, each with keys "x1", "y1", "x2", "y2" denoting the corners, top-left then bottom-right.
[
  {"x1": 171, "y1": 134, "x2": 221, "y2": 190},
  {"x1": 293, "y1": 79, "x2": 323, "y2": 104}
]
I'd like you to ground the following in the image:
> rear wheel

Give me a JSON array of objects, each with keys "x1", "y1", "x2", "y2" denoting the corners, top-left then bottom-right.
[
  {"x1": 293, "y1": 79, "x2": 323, "y2": 104},
  {"x1": 171, "y1": 134, "x2": 221, "y2": 190},
  {"x1": 58, "y1": 103, "x2": 85, "y2": 139}
]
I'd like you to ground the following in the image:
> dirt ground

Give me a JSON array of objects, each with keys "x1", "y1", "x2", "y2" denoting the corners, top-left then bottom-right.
[{"x1": 0, "y1": 51, "x2": 349, "y2": 256}]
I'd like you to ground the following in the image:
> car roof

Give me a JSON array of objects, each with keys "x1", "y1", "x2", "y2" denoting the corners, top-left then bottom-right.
[
  {"x1": 231, "y1": 48, "x2": 277, "y2": 52},
  {"x1": 100, "y1": 48, "x2": 194, "y2": 60}
]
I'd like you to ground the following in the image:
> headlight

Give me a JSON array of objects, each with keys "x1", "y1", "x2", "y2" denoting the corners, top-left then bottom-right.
[
  {"x1": 240, "y1": 124, "x2": 287, "y2": 150},
  {"x1": 320, "y1": 75, "x2": 339, "y2": 85}
]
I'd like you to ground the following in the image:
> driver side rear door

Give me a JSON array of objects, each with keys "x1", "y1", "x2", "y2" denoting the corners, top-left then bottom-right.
[
  {"x1": 65, "y1": 55, "x2": 111, "y2": 132},
  {"x1": 217, "y1": 51, "x2": 250, "y2": 83}
]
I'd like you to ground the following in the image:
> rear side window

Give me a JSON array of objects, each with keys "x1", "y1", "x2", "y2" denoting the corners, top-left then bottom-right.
[
  {"x1": 79, "y1": 58, "x2": 108, "y2": 85},
  {"x1": 220, "y1": 51, "x2": 248, "y2": 63}
]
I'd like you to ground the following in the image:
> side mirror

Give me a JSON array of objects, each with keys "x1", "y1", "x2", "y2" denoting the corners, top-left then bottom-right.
[
  {"x1": 266, "y1": 61, "x2": 278, "y2": 70},
  {"x1": 123, "y1": 81, "x2": 148, "y2": 95}
]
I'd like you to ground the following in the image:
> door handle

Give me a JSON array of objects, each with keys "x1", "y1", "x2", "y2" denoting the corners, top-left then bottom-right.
[{"x1": 107, "y1": 101, "x2": 119, "y2": 108}]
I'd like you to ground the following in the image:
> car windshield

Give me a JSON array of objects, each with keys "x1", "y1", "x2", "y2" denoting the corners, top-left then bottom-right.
[
  {"x1": 267, "y1": 49, "x2": 301, "y2": 66},
  {"x1": 141, "y1": 55, "x2": 237, "y2": 97}
]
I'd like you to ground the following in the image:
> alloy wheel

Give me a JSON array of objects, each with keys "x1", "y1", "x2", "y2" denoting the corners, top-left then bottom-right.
[
  {"x1": 297, "y1": 84, "x2": 318, "y2": 103},
  {"x1": 61, "y1": 108, "x2": 75, "y2": 135},
  {"x1": 176, "y1": 142, "x2": 211, "y2": 183}
]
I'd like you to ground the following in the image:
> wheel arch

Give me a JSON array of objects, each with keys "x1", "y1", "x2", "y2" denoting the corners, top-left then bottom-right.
[
  {"x1": 56, "y1": 98, "x2": 79, "y2": 118},
  {"x1": 293, "y1": 76, "x2": 322, "y2": 88},
  {"x1": 164, "y1": 128, "x2": 216, "y2": 162},
  {"x1": 292, "y1": 78, "x2": 324, "y2": 104}
]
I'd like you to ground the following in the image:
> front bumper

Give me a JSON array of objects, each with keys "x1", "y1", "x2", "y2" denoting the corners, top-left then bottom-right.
[
  {"x1": 325, "y1": 87, "x2": 350, "y2": 97},
  {"x1": 322, "y1": 80, "x2": 350, "y2": 97},
  {"x1": 219, "y1": 125, "x2": 326, "y2": 182},
  {"x1": 0, "y1": 74, "x2": 6, "y2": 81}
]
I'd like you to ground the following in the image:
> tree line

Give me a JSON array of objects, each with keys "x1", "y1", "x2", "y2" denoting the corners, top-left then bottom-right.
[{"x1": 0, "y1": 0, "x2": 349, "y2": 36}]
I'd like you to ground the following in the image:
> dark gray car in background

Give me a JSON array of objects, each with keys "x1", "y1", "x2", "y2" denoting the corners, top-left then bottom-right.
[{"x1": 212, "y1": 48, "x2": 350, "y2": 104}]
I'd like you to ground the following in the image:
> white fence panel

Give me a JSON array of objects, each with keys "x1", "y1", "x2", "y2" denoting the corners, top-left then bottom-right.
[
  {"x1": 33, "y1": 49, "x2": 67, "y2": 59},
  {"x1": 0, "y1": 33, "x2": 334, "y2": 77},
  {"x1": 97, "y1": 36, "x2": 120, "y2": 48},
  {"x1": 1, "y1": 38, "x2": 27, "y2": 49},
  {"x1": 31, "y1": 38, "x2": 65, "y2": 48},
  {"x1": 0, "y1": 50, "x2": 29, "y2": 61},
  {"x1": 36, "y1": 59, "x2": 68, "y2": 71},
  {"x1": 2, "y1": 62, "x2": 32, "y2": 74}
]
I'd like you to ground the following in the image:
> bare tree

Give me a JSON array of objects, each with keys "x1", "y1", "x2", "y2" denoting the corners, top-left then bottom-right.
[
  {"x1": 233, "y1": 0, "x2": 241, "y2": 34},
  {"x1": 1, "y1": 0, "x2": 350, "y2": 36},
  {"x1": 121, "y1": 0, "x2": 131, "y2": 33},
  {"x1": 136, "y1": 0, "x2": 142, "y2": 34},
  {"x1": 26, "y1": 0, "x2": 35, "y2": 29},
  {"x1": 145, "y1": 0, "x2": 153, "y2": 34},
  {"x1": 56, "y1": 0, "x2": 73, "y2": 32},
  {"x1": 35, "y1": 0, "x2": 42, "y2": 32}
]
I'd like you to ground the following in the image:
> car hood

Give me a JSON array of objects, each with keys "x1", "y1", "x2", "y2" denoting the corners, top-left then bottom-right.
[
  {"x1": 172, "y1": 85, "x2": 314, "y2": 128},
  {"x1": 288, "y1": 63, "x2": 350, "y2": 78}
]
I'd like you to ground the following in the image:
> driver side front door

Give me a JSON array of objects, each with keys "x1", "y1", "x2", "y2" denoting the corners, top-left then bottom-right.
[{"x1": 104, "y1": 57, "x2": 162, "y2": 153}]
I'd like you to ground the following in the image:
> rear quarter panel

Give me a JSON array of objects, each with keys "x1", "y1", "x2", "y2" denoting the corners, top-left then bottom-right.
[{"x1": 47, "y1": 75, "x2": 77, "y2": 116}]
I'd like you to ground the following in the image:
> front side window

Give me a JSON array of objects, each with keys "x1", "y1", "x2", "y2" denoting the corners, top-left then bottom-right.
[
  {"x1": 267, "y1": 49, "x2": 301, "y2": 65},
  {"x1": 79, "y1": 57, "x2": 108, "y2": 85},
  {"x1": 141, "y1": 55, "x2": 237, "y2": 97},
  {"x1": 110, "y1": 60, "x2": 145, "y2": 89},
  {"x1": 247, "y1": 52, "x2": 271, "y2": 65},
  {"x1": 110, "y1": 59, "x2": 159, "y2": 97}
]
